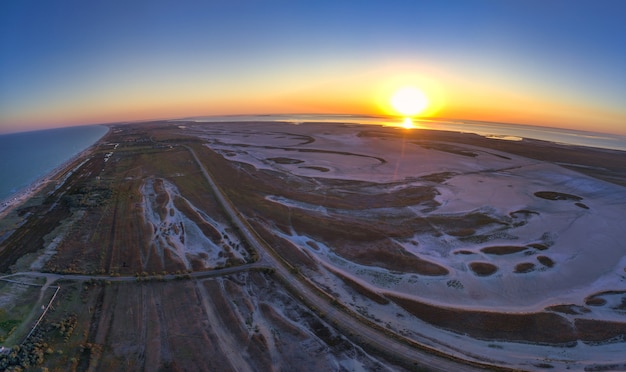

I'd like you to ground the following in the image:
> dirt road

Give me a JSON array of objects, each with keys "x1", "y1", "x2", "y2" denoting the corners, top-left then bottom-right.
[{"x1": 184, "y1": 145, "x2": 495, "y2": 371}]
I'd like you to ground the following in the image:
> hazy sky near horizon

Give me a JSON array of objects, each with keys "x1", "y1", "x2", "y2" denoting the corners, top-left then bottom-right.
[{"x1": 1, "y1": 0, "x2": 625, "y2": 134}]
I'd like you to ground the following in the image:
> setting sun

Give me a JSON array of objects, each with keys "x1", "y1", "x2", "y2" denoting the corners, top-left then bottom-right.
[{"x1": 390, "y1": 86, "x2": 429, "y2": 117}]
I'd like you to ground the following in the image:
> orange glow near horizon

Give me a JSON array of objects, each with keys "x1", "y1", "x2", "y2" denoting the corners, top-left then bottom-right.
[
  {"x1": 402, "y1": 117, "x2": 414, "y2": 129},
  {"x1": 3, "y1": 64, "x2": 626, "y2": 137}
]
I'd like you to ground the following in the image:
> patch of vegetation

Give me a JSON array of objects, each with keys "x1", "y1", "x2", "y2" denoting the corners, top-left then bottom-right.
[
  {"x1": 446, "y1": 279, "x2": 464, "y2": 289},
  {"x1": 417, "y1": 143, "x2": 478, "y2": 157},
  {"x1": 267, "y1": 157, "x2": 303, "y2": 164},
  {"x1": 545, "y1": 304, "x2": 590, "y2": 315},
  {"x1": 453, "y1": 250, "x2": 474, "y2": 255},
  {"x1": 418, "y1": 172, "x2": 457, "y2": 183},
  {"x1": 481, "y1": 246, "x2": 527, "y2": 255},
  {"x1": 336, "y1": 239, "x2": 449, "y2": 276},
  {"x1": 0, "y1": 326, "x2": 49, "y2": 371},
  {"x1": 0, "y1": 319, "x2": 20, "y2": 333},
  {"x1": 447, "y1": 228, "x2": 475, "y2": 237},
  {"x1": 460, "y1": 232, "x2": 518, "y2": 244},
  {"x1": 333, "y1": 270, "x2": 389, "y2": 305},
  {"x1": 429, "y1": 212, "x2": 506, "y2": 234},
  {"x1": 509, "y1": 209, "x2": 539, "y2": 217},
  {"x1": 586, "y1": 297, "x2": 607, "y2": 306},
  {"x1": 534, "y1": 363, "x2": 554, "y2": 369},
  {"x1": 534, "y1": 191, "x2": 583, "y2": 201},
  {"x1": 584, "y1": 291, "x2": 626, "y2": 310},
  {"x1": 61, "y1": 185, "x2": 112, "y2": 209},
  {"x1": 514, "y1": 262, "x2": 536, "y2": 273}
]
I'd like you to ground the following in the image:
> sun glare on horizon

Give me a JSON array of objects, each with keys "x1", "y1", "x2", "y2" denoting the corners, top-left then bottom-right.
[
  {"x1": 402, "y1": 117, "x2": 414, "y2": 129},
  {"x1": 390, "y1": 86, "x2": 429, "y2": 117}
]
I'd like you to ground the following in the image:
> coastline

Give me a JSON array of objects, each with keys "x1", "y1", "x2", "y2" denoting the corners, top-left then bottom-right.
[
  {"x1": 0, "y1": 127, "x2": 110, "y2": 219},
  {"x1": 1, "y1": 119, "x2": 624, "y2": 222},
  {"x1": 186, "y1": 115, "x2": 626, "y2": 152},
  {"x1": 0, "y1": 120, "x2": 624, "y2": 371}
]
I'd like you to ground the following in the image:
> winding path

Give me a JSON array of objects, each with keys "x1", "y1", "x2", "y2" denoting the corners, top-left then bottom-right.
[{"x1": 1, "y1": 141, "x2": 503, "y2": 371}]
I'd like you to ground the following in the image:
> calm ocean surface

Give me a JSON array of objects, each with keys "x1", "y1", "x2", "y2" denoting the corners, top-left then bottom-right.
[
  {"x1": 0, "y1": 125, "x2": 108, "y2": 202},
  {"x1": 185, "y1": 114, "x2": 626, "y2": 152}
]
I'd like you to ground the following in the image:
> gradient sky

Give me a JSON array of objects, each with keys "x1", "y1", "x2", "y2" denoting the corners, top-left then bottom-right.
[{"x1": 1, "y1": 0, "x2": 625, "y2": 134}]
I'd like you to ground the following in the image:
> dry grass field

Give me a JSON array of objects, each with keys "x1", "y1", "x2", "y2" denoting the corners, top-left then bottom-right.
[
  {"x1": 0, "y1": 125, "x2": 251, "y2": 276},
  {"x1": 29, "y1": 273, "x2": 394, "y2": 372}
]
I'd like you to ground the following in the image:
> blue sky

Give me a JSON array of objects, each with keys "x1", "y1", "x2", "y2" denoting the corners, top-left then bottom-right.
[{"x1": 1, "y1": 0, "x2": 625, "y2": 134}]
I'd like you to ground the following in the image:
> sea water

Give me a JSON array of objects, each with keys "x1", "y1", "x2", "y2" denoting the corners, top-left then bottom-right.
[
  {"x1": 0, "y1": 125, "x2": 108, "y2": 202},
  {"x1": 185, "y1": 114, "x2": 626, "y2": 152}
]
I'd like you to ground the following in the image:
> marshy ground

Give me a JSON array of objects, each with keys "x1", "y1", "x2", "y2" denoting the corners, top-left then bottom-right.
[{"x1": 0, "y1": 120, "x2": 625, "y2": 371}]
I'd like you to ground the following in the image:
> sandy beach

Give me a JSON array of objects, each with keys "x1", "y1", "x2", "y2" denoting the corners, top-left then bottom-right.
[{"x1": 0, "y1": 130, "x2": 109, "y2": 220}]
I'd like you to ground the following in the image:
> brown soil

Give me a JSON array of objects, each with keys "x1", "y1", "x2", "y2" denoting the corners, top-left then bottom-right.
[
  {"x1": 545, "y1": 304, "x2": 590, "y2": 315},
  {"x1": 447, "y1": 228, "x2": 475, "y2": 237},
  {"x1": 26, "y1": 128, "x2": 247, "y2": 275},
  {"x1": 71, "y1": 281, "x2": 219, "y2": 371},
  {"x1": 584, "y1": 290, "x2": 626, "y2": 308},
  {"x1": 305, "y1": 182, "x2": 440, "y2": 210},
  {"x1": 481, "y1": 246, "x2": 527, "y2": 255},
  {"x1": 7, "y1": 121, "x2": 626, "y2": 370},
  {"x1": 389, "y1": 295, "x2": 575, "y2": 344},
  {"x1": 202, "y1": 279, "x2": 272, "y2": 368},
  {"x1": 249, "y1": 218, "x2": 318, "y2": 271},
  {"x1": 268, "y1": 157, "x2": 304, "y2": 164},
  {"x1": 299, "y1": 166, "x2": 330, "y2": 172},
  {"x1": 528, "y1": 243, "x2": 549, "y2": 251},
  {"x1": 359, "y1": 127, "x2": 626, "y2": 187},
  {"x1": 40, "y1": 270, "x2": 390, "y2": 372},
  {"x1": 173, "y1": 196, "x2": 221, "y2": 243},
  {"x1": 514, "y1": 262, "x2": 536, "y2": 273},
  {"x1": 258, "y1": 302, "x2": 308, "y2": 339},
  {"x1": 332, "y1": 270, "x2": 390, "y2": 305},
  {"x1": 468, "y1": 262, "x2": 498, "y2": 276},
  {"x1": 417, "y1": 143, "x2": 478, "y2": 157},
  {"x1": 332, "y1": 238, "x2": 449, "y2": 276},
  {"x1": 574, "y1": 319, "x2": 626, "y2": 343},
  {"x1": 453, "y1": 250, "x2": 475, "y2": 255},
  {"x1": 428, "y1": 213, "x2": 507, "y2": 235},
  {"x1": 418, "y1": 172, "x2": 458, "y2": 183},
  {"x1": 0, "y1": 154, "x2": 105, "y2": 272},
  {"x1": 510, "y1": 209, "x2": 539, "y2": 217},
  {"x1": 390, "y1": 295, "x2": 626, "y2": 345},
  {"x1": 536, "y1": 255, "x2": 554, "y2": 268},
  {"x1": 152, "y1": 178, "x2": 170, "y2": 220}
]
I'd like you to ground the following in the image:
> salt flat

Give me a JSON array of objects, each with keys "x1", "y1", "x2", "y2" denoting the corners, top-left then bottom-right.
[
  {"x1": 183, "y1": 121, "x2": 626, "y2": 370},
  {"x1": 2, "y1": 120, "x2": 624, "y2": 371}
]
